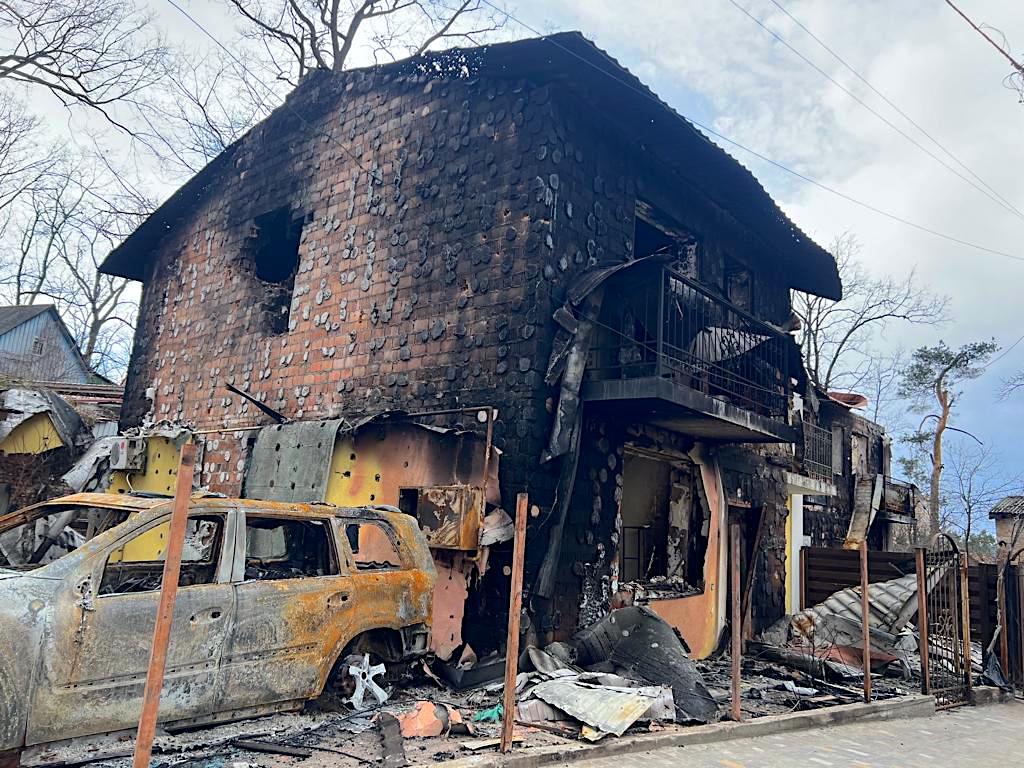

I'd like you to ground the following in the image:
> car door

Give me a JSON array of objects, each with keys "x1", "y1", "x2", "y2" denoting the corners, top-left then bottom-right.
[
  {"x1": 27, "y1": 506, "x2": 237, "y2": 746},
  {"x1": 338, "y1": 515, "x2": 422, "y2": 627},
  {"x1": 218, "y1": 509, "x2": 355, "y2": 712}
]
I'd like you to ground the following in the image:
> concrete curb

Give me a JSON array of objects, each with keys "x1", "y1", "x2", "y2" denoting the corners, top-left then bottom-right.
[{"x1": 428, "y1": 694, "x2": 937, "y2": 768}]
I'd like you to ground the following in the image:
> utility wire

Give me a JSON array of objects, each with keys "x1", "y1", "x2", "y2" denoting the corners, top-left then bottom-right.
[
  {"x1": 766, "y1": 0, "x2": 1020, "y2": 219},
  {"x1": 163, "y1": 0, "x2": 368, "y2": 174},
  {"x1": 726, "y1": 0, "x2": 1024, "y2": 223},
  {"x1": 169, "y1": 0, "x2": 1024, "y2": 266},
  {"x1": 477, "y1": 0, "x2": 1024, "y2": 264}
]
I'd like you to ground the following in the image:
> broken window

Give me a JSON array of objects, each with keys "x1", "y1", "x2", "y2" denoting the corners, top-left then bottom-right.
[
  {"x1": 618, "y1": 451, "x2": 707, "y2": 595},
  {"x1": 99, "y1": 515, "x2": 224, "y2": 595},
  {"x1": 249, "y1": 206, "x2": 302, "y2": 335},
  {"x1": 0, "y1": 505, "x2": 130, "y2": 571},
  {"x1": 345, "y1": 521, "x2": 403, "y2": 571},
  {"x1": 244, "y1": 516, "x2": 338, "y2": 580},
  {"x1": 725, "y1": 256, "x2": 753, "y2": 313},
  {"x1": 634, "y1": 202, "x2": 698, "y2": 277}
]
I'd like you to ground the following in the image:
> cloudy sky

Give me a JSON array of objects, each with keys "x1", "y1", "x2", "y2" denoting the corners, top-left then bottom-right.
[
  {"x1": 498, "y1": 0, "x2": 1024, "y2": 476},
  {"x1": 31, "y1": 1, "x2": 1024, "y2": 488}
]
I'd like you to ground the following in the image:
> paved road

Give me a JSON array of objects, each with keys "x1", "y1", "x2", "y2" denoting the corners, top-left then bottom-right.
[{"x1": 570, "y1": 701, "x2": 1024, "y2": 768}]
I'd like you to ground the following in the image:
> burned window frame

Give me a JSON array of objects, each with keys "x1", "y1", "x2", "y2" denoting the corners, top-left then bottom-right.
[
  {"x1": 241, "y1": 513, "x2": 341, "y2": 581},
  {"x1": 617, "y1": 447, "x2": 710, "y2": 595},
  {"x1": 339, "y1": 517, "x2": 407, "y2": 572},
  {"x1": 246, "y1": 206, "x2": 305, "y2": 337},
  {"x1": 97, "y1": 511, "x2": 228, "y2": 596}
]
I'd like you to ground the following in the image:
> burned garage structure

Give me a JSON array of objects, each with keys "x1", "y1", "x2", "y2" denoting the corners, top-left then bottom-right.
[{"x1": 100, "y1": 33, "x2": 847, "y2": 662}]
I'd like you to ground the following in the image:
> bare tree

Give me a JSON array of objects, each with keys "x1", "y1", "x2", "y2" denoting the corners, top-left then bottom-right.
[
  {"x1": 0, "y1": 152, "x2": 143, "y2": 378},
  {"x1": 0, "y1": 0, "x2": 168, "y2": 130},
  {"x1": 942, "y1": 442, "x2": 1023, "y2": 561},
  {"x1": 224, "y1": 0, "x2": 507, "y2": 86},
  {"x1": 140, "y1": 50, "x2": 273, "y2": 174},
  {"x1": 898, "y1": 339, "x2": 999, "y2": 536},
  {"x1": 793, "y1": 233, "x2": 949, "y2": 397}
]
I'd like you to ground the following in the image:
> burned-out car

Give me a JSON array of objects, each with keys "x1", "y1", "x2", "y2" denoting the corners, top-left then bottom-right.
[{"x1": 0, "y1": 493, "x2": 435, "y2": 765}]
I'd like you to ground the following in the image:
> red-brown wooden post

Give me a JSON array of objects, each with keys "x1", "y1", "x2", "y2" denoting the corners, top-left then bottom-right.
[
  {"x1": 915, "y1": 547, "x2": 931, "y2": 694},
  {"x1": 133, "y1": 442, "x2": 197, "y2": 768},
  {"x1": 860, "y1": 539, "x2": 872, "y2": 702},
  {"x1": 730, "y1": 520, "x2": 742, "y2": 722},
  {"x1": 500, "y1": 493, "x2": 529, "y2": 753}
]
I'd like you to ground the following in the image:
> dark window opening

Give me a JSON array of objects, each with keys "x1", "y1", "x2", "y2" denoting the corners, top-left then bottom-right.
[
  {"x1": 345, "y1": 521, "x2": 403, "y2": 571},
  {"x1": 634, "y1": 202, "x2": 698, "y2": 278},
  {"x1": 725, "y1": 256, "x2": 753, "y2": 312},
  {"x1": 618, "y1": 452, "x2": 707, "y2": 596},
  {"x1": 250, "y1": 207, "x2": 302, "y2": 335},
  {"x1": 99, "y1": 515, "x2": 223, "y2": 595},
  {"x1": 0, "y1": 506, "x2": 130, "y2": 571},
  {"x1": 244, "y1": 516, "x2": 337, "y2": 580}
]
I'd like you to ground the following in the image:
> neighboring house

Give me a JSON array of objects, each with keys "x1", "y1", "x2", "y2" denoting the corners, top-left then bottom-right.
[
  {"x1": 100, "y1": 33, "x2": 871, "y2": 658},
  {"x1": 991, "y1": 496, "x2": 1024, "y2": 559},
  {"x1": 0, "y1": 305, "x2": 92, "y2": 385}
]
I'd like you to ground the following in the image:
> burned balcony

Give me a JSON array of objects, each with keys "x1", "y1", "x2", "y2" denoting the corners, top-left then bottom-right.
[{"x1": 583, "y1": 265, "x2": 796, "y2": 443}]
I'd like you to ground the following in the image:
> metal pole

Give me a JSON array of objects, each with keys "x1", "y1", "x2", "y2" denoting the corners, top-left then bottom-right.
[
  {"x1": 730, "y1": 521, "x2": 742, "y2": 721},
  {"x1": 960, "y1": 552, "x2": 974, "y2": 702},
  {"x1": 859, "y1": 539, "x2": 872, "y2": 702},
  {"x1": 132, "y1": 442, "x2": 197, "y2": 768},
  {"x1": 915, "y1": 547, "x2": 931, "y2": 694},
  {"x1": 500, "y1": 493, "x2": 529, "y2": 754}
]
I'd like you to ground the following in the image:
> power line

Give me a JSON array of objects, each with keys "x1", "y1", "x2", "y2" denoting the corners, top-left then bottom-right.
[
  {"x1": 766, "y1": 0, "x2": 1020, "y2": 219},
  {"x1": 169, "y1": 0, "x2": 1024, "y2": 266},
  {"x1": 989, "y1": 332, "x2": 1024, "y2": 367},
  {"x1": 476, "y1": 0, "x2": 1024, "y2": 264},
  {"x1": 163, "y1": 0, "x2": 368, "y2": 174},
  {"x1": 946, "y1": 0, "x2": 1024, "y2": 73},
  {"x1": 726, "y1": 0, "x2": 1024, "y2": 223}
]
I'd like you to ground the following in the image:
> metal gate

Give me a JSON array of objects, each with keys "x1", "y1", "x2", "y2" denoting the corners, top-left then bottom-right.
[{"x1": 918, "y1": 533, "x2": 971, "y2": 708}]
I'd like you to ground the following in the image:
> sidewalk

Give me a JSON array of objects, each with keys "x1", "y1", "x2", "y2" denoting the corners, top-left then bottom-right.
[
  {"x1": 435, "y1": 694, "x2": 937, "y2": 767},
  {"x1": 570, "y1": 699, "x2": 1024, "y2": 768}
]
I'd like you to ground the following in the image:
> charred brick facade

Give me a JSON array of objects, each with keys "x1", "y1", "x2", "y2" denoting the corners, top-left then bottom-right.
[{"x1": 107, "y1": 34, "x2": 843, "y2": 649}]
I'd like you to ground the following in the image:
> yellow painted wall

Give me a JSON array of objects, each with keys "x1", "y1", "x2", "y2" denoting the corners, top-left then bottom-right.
[
  {"x1": 0, "y1": 413, "x2": 64, "y2": 455},
  {"x1": 106, "y1": 436, "x2": 182, "y2": 561}
]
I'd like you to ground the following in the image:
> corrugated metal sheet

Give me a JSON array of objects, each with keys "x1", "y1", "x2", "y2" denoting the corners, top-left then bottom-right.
[
  {"x1": 525, "y1": 679, "x2": 669, "y2": 739},
  {"x1": 991, "y1": 496, "x2": 1024, "y2": 518},
  {"x1": 793, "y1": 563, "x2": 952, "y2": 640}
]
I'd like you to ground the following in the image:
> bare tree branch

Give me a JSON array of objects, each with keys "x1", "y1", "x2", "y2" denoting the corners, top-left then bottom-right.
[{"x1": 793, "y1": 233, "x2": 949, "y2": 396}]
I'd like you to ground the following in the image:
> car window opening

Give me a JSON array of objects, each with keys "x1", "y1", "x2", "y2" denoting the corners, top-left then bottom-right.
[
  {"x1": 99, "y1": 516, "x2": 223, "y2": 595},
  {"x1": 244, "y1": 517, "x2": 338, "y2": 580},
  {"x1": 345, "y1": 521, "x2": 402, "y2": 571},
  {"x1": 0, "y1": 506, "x2": 131, "y2": 571}
]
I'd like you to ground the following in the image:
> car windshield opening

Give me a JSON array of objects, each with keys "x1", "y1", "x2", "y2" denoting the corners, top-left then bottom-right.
[{"x1": 0, "y1": 506, "x2": 131, "y2": 571}]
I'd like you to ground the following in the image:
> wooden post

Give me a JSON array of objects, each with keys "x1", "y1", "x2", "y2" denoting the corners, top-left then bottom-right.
[
  {"x1": 999, "y1": 565, "x2": 1010, "y2": 678},
  {"x1": 859, "y1": 539, "x2": 872, "y2": 702},
  {"x1": 730, "y1": 520, "x2": 742, "y2": 722},
  {"x1": 915, "y1": 547, "x2": 931, "y2": 694},
  {"x1": 500, "y1": 492, "x2": 529, "y2": 754},
  {"x1": 132, "y1": 442, "x2": 197, "y2": 768},
  {"x1": 799, "y1": 546, "x2": 807, "y2": 611},
  {"x1": 960, "y1": 552, "x2": 974, "y2": 701}
]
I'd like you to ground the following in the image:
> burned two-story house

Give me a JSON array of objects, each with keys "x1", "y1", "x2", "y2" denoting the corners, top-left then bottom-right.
[{"x1": 99, "y1": 33, "x2": 845, "y2": 659}]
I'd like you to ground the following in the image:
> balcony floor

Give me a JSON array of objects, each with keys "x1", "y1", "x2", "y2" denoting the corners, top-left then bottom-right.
[{"x1": 582, "y1": 376, "x2": 797, "y2": 443}]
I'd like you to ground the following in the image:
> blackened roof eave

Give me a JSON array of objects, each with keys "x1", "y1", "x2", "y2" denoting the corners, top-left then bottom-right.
[{"x1": 100, "y1": 31, "x2": 841, "y2": 300}]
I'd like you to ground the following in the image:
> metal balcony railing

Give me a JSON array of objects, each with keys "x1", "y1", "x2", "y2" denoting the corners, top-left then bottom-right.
[
  {"x1": 586, "y1": 266, "x2": 791, "y2": 419},
  {"x1": 803, "y1": 423, "x2": 834, "y2": 481}
]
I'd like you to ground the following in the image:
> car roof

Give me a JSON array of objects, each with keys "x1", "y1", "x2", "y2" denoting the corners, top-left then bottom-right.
[{"x1": 24, "y1": 492, "x2": 402, "y2": 521}]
